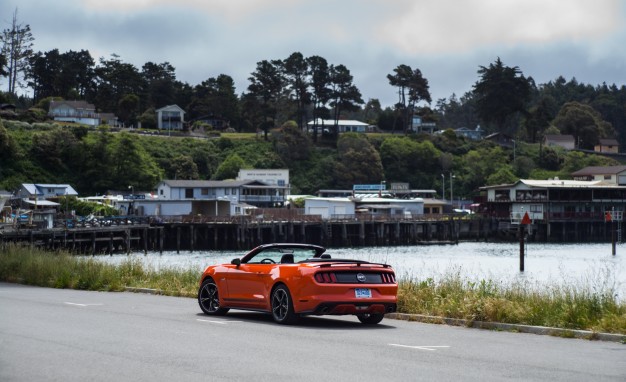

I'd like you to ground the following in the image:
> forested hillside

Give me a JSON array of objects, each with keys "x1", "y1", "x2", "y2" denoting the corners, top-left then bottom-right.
[{"x1": 0, "y1": 118, "x2": 621, "y2": 199}]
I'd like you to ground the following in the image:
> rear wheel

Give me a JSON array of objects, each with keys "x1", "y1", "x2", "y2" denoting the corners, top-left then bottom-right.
[
  {"x1": 198, "y1": 279, "x2": 229, "y2": 315},
  {"x1": 357, "y1": 313, "x2": 384, "y2": 325},
  {"x1": 271, "y1": 285, "x2": 297, "y2": 324}
]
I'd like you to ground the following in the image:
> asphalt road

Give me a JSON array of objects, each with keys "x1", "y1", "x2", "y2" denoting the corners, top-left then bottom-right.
[{"x1": 1, "y1": 282, "x2": 625, "y2": 382}]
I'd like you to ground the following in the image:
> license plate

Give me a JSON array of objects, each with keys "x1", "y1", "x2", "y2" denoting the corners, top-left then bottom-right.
[{"x1": 355, "y1": 288, "x2": 371, "y2": 298}]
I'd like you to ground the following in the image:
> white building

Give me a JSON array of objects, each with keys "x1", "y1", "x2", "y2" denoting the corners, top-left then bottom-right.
[
  {"x1": 304, "y1": 196, "x2": 424, "y2": 219},
  {"x1": 156, "y1": 104, "x2": 185, "y2": 131},
  {"x1": 305, "y1": 197, "x2": 356, "y2": 219},
  {"x1": 307, "y1": 119, "x2": 374, "y2": 133}
]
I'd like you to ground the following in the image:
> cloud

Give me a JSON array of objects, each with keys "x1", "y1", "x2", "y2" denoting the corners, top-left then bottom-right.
[
  {"x1": 377, "y1": 0, "x2": 622, "y2": 54},
  {"x1": 2, "y1": 0, "x2": 626, "y2": 106}
]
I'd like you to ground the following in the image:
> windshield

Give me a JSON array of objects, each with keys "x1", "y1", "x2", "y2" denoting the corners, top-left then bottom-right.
[{"x1": 245, "y1": 246, "x2": 322, "y2": 264}]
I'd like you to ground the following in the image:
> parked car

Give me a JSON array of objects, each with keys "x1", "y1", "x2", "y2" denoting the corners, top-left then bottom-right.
[{"x1": 198, "y1": 243, "x2": 398, "y2": 325}]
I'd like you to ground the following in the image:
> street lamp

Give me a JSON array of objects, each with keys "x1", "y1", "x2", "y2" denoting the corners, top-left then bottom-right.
[
  {"x1": 128, "y1": 185, "x2": 134, "y2": 216},
  {"x1": 450, "y1": 173, "x2": 455, "y2": 208},
  {"x1": 441, "y1": 174, "x2": 445, "y2": 201}
]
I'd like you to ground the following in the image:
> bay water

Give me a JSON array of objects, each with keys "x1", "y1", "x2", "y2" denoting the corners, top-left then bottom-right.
[{"x1": 94, "y1": 242, "x2": 626, "y2": 299}]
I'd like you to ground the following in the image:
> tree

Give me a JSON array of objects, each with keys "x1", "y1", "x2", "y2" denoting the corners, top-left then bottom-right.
[
  {"x1": 141, "y1": 61, "x2": 176, "y2": 109},
  {"x1": 379, "y1": 136, "x2": 441, "y2": 189},
  {"x1": 246, "y1": 60, "x2": 284, "y2": 140},
  {"x1": 472, "y1": 58, "x2": 531, "y2": 134},
  {"x1": 434, "y1": 92, "x2": 479, "y2": 131},
  {"x1": 524, "y1": 95, "x2": 556, "y2": 143},
  {"x1": 93, "y1": 55, "x2": 143, "y2": 115},
  {"x1": 283, "y1": 52, "x2": 310, "y2": 130},
  {"x1": 306, "y1": 55, "x2": 332, "y2": 141},
  {"x1": 27, "y1": 49, "x2": 95, "y2": 101},
  {"x1": 552, "y1": 102, "x2": 615, "y2": 149},
  {"x1": 333, "y1": 133, "x2": 383, "y2": 188},
  {"x1": 387, "y1": 64, "x2": 431, "y2": 133},
  {"x1": 213, "y1": 153, "x2": 247, "y2": 180},
  {"x1": 328, "y1": 64, "x2": 363, "y2": 138},
  {"x1": 0, "y1": 8, "x2": 35, "y2": 95},
  {"x1": 118, "y1": 94, "x2": 140, "y2": 126},
  {"x1": 170, "y1": 155, "x2": 199, "y2": 180},
  {"x1": 0, "y1": 52, "x2": 7, "y2": 78},
  {"x1": 0, "y1": 118, "x2": 17, "y2": 160},
  {"x1": 110, "y1": 133, "x2": 161, "y2": 190},
  {"x1": 272, "y1": 121, "x2": 312, "y2": 163},
  {"x1": 188, "y1": 74, "x2": 240, "y2": 128},
  {"x1": 363, "y1": 98, "x2": 382, "y2": 124}
]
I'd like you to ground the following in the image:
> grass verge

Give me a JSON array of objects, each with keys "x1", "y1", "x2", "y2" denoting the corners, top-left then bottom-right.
[
  {"x1": 0, "y1": 245, "x2": 198, "y2": 298},
  {"x1": 397, "y1": 269, "x2": 626, "y2": 334},
  {"x1": 1, "y1": 244, "x2": 625, "y2": 334}
]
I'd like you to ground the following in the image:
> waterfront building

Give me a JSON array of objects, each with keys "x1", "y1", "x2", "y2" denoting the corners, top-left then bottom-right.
[{"x1": 480, "y1": 178, "x2": 626, "y2": 241}]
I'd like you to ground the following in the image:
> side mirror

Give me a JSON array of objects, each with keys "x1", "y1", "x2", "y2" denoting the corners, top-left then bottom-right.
[{"x1": 231, "y1": 258, "x2": 241, "y2": 266}]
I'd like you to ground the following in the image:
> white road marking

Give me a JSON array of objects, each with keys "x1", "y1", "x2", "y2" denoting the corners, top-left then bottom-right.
[
  {"x1": 64, "y1": 302, "x2": 103, "y2": 307},
  {"x1": 197, "y1": 319, "x2": 242, "y2": 324},
  {"x1": 388, "y1": 344, "x2": 450, "y2": 351}
]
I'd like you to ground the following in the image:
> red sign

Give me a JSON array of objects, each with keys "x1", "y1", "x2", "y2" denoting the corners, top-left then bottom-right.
[
  {"x1": 605, "y1": 211, "x2": 612, "y2": 222},
  {"x1": 521, "y1": 212, "x2": 531, "y2": 225}
]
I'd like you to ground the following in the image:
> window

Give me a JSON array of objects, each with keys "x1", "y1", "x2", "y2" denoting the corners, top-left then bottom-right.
[
  {"x1": 201, "y1": 188, "x2": 209, "y2": 196},
  {"x1": 160, "y1": 189, "x2": 164, "y2": 195},
  {"x1": 604, "y1": 175, "x2": 611, "y2": 180},
  {"x1": 529, "y1": 204, "x2": 542, "y2": 213},
  {"x1": 185, "y1": 188, "x2": 193, "y2": 198},
  {"x1": 225, "y1": 188, "x2": 230, "y2": 195}
]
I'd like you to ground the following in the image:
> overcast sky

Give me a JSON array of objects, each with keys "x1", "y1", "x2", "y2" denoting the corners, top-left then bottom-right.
[{"x1": 2, "y1": 0, "x2": 625, "y2": 108}]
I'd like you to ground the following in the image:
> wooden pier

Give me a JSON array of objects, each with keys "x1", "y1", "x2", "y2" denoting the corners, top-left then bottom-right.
[{"x1": 0, "y1": 215, "x2": 497, "y2": 253}]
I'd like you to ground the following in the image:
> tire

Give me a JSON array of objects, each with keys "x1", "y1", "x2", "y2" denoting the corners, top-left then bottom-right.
[
  {"x1": 357, "y1": 313, "x2": 384, "y2": 325},
  {"x1": 198, "y1": 278, "x2": 229, "y2": 315},
  {"x1": 271, "y1": 284, "x2": 297, "y2": 324}
]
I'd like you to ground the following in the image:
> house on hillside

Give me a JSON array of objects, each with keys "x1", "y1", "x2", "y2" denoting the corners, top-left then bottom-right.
[
  {"x1": 484, "y1": 132, "x2": 514, "y2": 146},
  {"x1": 307, "y1": 118, "x2": 375, "y2": 133},
  {"x1": 454, "y1": 126, "x2": 483, "y2": 140},
  {"x1": 544, "y1": 134, "x2": 575, "y2": 150},
  {"x1": 571, "y1": 165, "x2": 626, "y2": 185},
  {"x1": 594, "y1": 138, "x2": 619, "y2": 153},
  {"x1": 17, "y1": 183, "x2": 78, "y2": 199},
  {"x1": 156, "y1": 105, "x2": 185, "y2": 131},
  {"x1": 49, "y1": 100, "x2": 101, "y2": 126},
  {"x1": 410, "y1": 115, "x2": 437, "y2": 133},
  {"x1": 189, "y1": 114, "x2": 229, "y2": 130}
]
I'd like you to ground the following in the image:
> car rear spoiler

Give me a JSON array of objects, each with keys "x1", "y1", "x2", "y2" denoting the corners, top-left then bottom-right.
[{"x1": 303, "y1": 259, "x2": 392, "y2": 268}]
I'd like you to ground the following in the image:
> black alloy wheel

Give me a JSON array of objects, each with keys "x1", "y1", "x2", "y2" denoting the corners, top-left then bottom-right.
[
  {"x1": 198, "y1": 279, "x2": 229, "y2": 315},
  {"x1": 271, "y1": 284, "x2": 297, "y2": 324}
]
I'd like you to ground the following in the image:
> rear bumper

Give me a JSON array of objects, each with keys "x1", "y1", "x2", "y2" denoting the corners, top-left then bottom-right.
[
  {"x1": 291, "y1": 282, "x2": 398, "y2": 316},
  {"x1": 301, "y1": 301, "x2": 397, "y2": 316}
]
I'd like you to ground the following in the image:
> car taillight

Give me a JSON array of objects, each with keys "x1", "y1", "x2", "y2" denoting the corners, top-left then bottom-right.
[
  {"x1": 381, "y1": 273, "x2": 396, "y2": 284},
  {"x1": 315, "y1": 272, "x2": 337, "y2": 283}
]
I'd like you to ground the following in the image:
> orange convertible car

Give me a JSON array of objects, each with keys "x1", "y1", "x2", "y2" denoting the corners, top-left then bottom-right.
[{"x1": 198, "y1": 243, "x2": 398, "y2": 325}]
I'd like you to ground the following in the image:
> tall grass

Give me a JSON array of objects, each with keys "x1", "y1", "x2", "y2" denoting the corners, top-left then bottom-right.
[
  {"x1": 0, "y1": 244, "x2": 198, "y2": 297},
  {"x1": 397, "y1": 267, "x2": 626, "y2": 334},
  {"x1": 1, "y1": 244, "x2": 624, "y2": 334}
]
